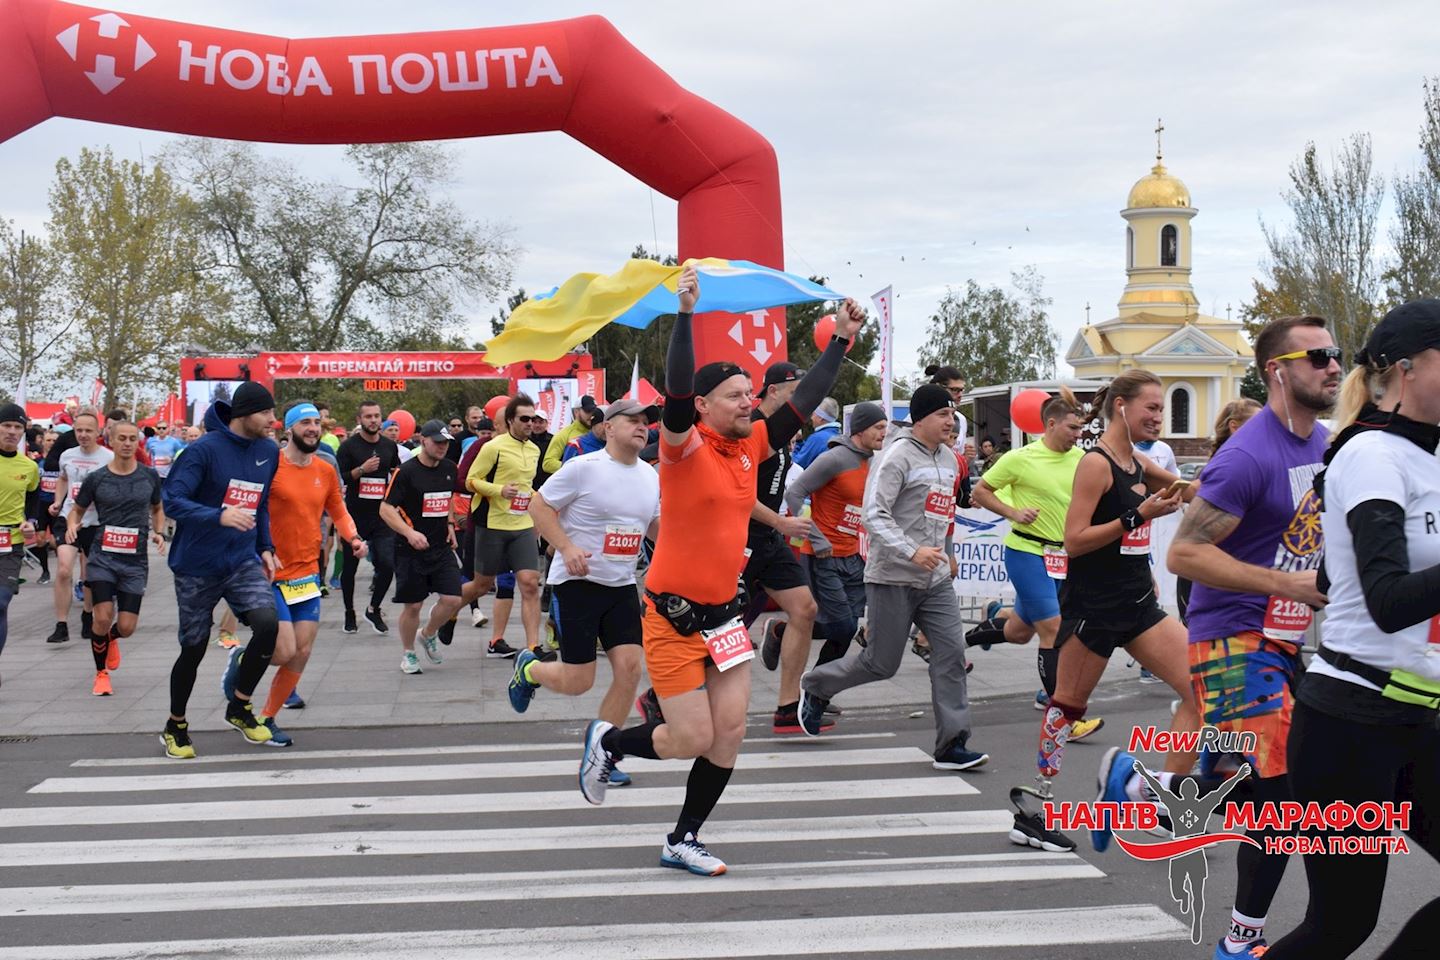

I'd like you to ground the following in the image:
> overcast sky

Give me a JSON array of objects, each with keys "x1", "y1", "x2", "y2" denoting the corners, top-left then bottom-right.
[{"x1": 4, "y1": 0, "x2": 1436, "y2": 393}]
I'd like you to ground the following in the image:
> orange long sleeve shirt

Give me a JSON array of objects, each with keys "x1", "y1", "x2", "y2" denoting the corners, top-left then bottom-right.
[{"x1": 269, "y1": 454, "x2": 358, "y2": 582}]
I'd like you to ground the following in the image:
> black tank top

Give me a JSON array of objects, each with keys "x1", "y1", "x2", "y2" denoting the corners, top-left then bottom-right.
[{"x1": 1061, "y1": 446, "x2": 1155, "y2": 616}]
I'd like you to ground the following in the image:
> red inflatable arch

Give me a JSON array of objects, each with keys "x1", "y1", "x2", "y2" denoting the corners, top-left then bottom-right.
[{"x1": 0, "y1": 0, "x2": 788, "y2": 375}]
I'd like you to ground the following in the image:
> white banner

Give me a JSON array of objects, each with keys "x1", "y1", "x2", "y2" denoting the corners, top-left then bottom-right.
[
  {"x1": 948, "y1": 505, "x2": 1180, "y2": 608},
  {"x1": 871, "y1": 285, "x2": 894, "y2": 422},
  {"x1": 518, "y1": 377, "x2": 577, "y2": 433}
]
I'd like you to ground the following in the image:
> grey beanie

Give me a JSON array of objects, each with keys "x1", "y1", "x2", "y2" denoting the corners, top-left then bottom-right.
[{"x1": 849, "y1": 401, "x2": 887, "y2": 436}]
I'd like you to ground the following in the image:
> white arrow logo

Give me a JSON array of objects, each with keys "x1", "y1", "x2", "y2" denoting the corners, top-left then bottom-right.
[{"x1": 54, "y1": 13, "x2": 155, "y2": 95}]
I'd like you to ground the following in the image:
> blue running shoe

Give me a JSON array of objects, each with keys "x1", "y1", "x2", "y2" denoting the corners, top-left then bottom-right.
[
  {"x1": 328, "y1": 575, "x2": 342, "y2": 590},
  {"x1": 610, "y1": 766, "x2": 632, "y2": 787},
  {"x1": 1034, "y1": 689, "x2": 1051, "y2": 711},
  {"x1": 1212, "y1": 938, "x2": 1267, "y2": 958},
  {"x1": 797, "y1": 676, "x2": 829, "y2": 737},
  {"x1": 220, "y1": 645, "x2": 245, "y2": 702},
  {"x1": 74, "y1": 578, "x2": 84, "y2": 602},
  {"x1": 1093, "y1": 746, "x2": 1137, "y2": 853},
  {"x1": 578, "y1": 719, "x2": 617, "y2": 806},
  {"x1": 259, "y1": 715, "x2": 293, "y2": 747},
  {"x1": 508, "y1": 649, "x2": 539, "y2": 714},
  {"x1": 283, "y1": 689, "x2": 305, "y2": 710}
]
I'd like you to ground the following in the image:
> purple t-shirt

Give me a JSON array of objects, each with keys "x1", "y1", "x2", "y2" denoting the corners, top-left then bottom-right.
[{"x1": 1185, "y1": 406, "x2": 1328, "y2": 643}]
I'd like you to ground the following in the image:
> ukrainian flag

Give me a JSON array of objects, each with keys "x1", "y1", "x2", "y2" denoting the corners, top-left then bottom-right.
[{"x1": 483, "y1": 258, "x2": 843, "y2": 366}]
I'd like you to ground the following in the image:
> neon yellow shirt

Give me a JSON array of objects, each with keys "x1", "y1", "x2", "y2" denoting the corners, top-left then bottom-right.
[
  {"x1": 980, "y1": 440, "x2": 1083, "y2": 556},
  {"x1": 0, "y1": 451, "x2": 39, "y2": 549},
  {"x1": 466, "y1": 432, "x2": 539, "y2": 531}
]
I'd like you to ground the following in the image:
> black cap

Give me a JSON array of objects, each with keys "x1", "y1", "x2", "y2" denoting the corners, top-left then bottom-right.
[
  {"x1": 1358, "y1": 299, "x2": 1440, "y2": 368},
  {"x1": 475, "y1": 416, "x2": 495, "y2": 432},
  {"x1": 229, "y1": 381, "x2": 276, "y2": 419},
  {"x1": 576, "y1": 395, "x2": 599, "y2": 413},
  {"x1": 419, "y1": 419, "x2": 453, "y2": 441},
  {"x1": 694, "y1": 361, "x2": 749, "y2": 397},
  {"x1": 0, "y1": 402, "x2": 26, "y2": 426},
  {"x1": 909, "y1": 383, "x2": 954, "y2": 424},
  {"x1": 760, "y1": 362, "x2": 804, "y2": 396}
]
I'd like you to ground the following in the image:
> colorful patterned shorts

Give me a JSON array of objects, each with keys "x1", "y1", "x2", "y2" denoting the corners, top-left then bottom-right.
[{"x1": 1188, "y1": 630, "x2": 1300, "y2": 778}]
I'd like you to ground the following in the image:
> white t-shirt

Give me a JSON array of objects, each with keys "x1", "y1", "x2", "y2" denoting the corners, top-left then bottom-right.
[
  {"x1": 1137, "y1": 439, "x2": 1178, "y2": 475},
  {"x1": 541, "y1": 449, "x2": 660, "y2": 588},
  {"x1": 59, "y1": 445, "x2": 115, "y2": 526},
  {"x1": 1313, "y1": 431, "x2": 1440, "y2": 688}
]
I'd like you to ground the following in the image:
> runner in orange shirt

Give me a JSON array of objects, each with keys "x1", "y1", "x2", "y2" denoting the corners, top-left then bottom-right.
[
  {"x1": 223, "y1": 402, "x2": 365, "y2": 747},
  {"x1": 577, "y1": 263, "x2": 866, "y2": 876}
]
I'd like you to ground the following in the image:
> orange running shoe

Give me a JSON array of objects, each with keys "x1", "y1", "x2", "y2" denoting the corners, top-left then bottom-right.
[
  {"x1": 217, "y1": 630, "x2": 239, "y2": 648},
  {"x1": 106, "y1": 636, "x2": 121, "y2": 671},
  {"x1": 92, "y1": 671, "x2": 113, "y2": 696}
]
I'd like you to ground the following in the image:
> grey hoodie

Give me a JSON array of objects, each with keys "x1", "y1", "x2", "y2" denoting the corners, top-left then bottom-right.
[
  {"x1": 862, "y1": 427, "x2": 958, "y2": 588},
  {"x1": 783, "y1": 433, "x2": 873, "y2": 556}
]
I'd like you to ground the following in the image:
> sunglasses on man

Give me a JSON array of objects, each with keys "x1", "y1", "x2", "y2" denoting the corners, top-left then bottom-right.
[
  {"x1": 448, "y1": 421, "x2": 463, "y2": 430},
  {"x1": 1273, "y1": 346, "x2": 1342, "y2": 369},
  {"x1": 514, "y1": 415, "x2": 539, "y2": 423}
]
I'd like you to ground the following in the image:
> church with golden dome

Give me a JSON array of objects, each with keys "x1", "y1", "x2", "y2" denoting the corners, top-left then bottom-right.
[{"x1": 1066, "y1": 123, "x2": 1254, "y2": 456}]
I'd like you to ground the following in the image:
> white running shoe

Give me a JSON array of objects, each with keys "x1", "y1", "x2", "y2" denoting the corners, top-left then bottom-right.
[
  {"x1": 472, "y1": 608, "x2": 488, "y2": 628},
  {"x1": 578, "y1": 719, "x2": 616, "y2": 806},
  {"x1": 419, "y1": 629, "x2": 443, "y2": 664},
  {"x1": 660, "y1": 833, "x2": 727, "y2": 876},
  {"x1": 400, "y1": 651, "x2": 422, "y2": 675}
]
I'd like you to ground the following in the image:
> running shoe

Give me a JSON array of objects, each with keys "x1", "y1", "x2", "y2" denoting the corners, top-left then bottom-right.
[
  {"x1": 438, "y1": 619, "x2": 456, "y2": 646},
  {"x1": 772, "y1": 701, "x2": 833, "y2": 736},
  {"x1": 220, "y1": 645, "x2": 244, "y2": 702},
  {"x1": 418, "y1": 627, "x2": 444, "y2": 664},
  {"x1": 319, "y1": 584, "x2": 329, "y2": 599},
  {"x1": 1212, "y1": 938, "x2": 1268, "y2": 958},
  {"x1": 91, "y1": 670, "x2": 112, "y2": 697},
  {"x1": 73, "y1": 578, "x2": 84, "y2": 602},
  {"x1": 660, "y1": 833, "x2": 727, "y2": 876},
  {"x1": 911, "y1": 639, "x2": 932, "y2": 662},
  {"x1": 37, "y1": 573, "x2": 50, "y2": 585},
  {"x1": 105, "y1": 635, "x2": 121, "y2": 671},
  {"x1": 471, "y1": 607, "x2": 488, "y2": 628},
  {"x1": 635, "y1": 687, "x2": 664, "y2": 725},
  {"x1": 401, "y1": 651, "x2": 422, "y2": 675},
  {"x1": 578, "y1": 719, "x2": 617, "y2": 806},
  {"x1": 1138, "y1": 668, "x2": 1163, "y2": 684},
  {"x1": 224, "y1": 700, "x2": 273, "y2": 744},
  {"x1": 1009, "y1": 811, "x2": 1076, "y2": 852},
  {"x1": 216, "y1": 630, "x2": 239, "y2": 648},
  {"x1": 1068, "y1": 717, "x2": 1106, "y2": 743},
  {"x1": 160, "y1": 720, "x2": 195, "y2": 760},
  {"x1": 363, "y1": 606, "x2": 389, "y2": 635},
  {"x1": 797, "y1": 679, "x2": 830, "y2": 737},
  {"x1": 530, "y1": 644, "x2": 557, "y2": 663},
  {"x1": 932, "y1": 738, "x2": 990, "y2": 771},
  {"x1": 610, "y1": 767, "x2": 632, "y2": 787},
  {"x1": 258, "y1": 715, "x2": 293, "y2": 747},
  {"x1": 1093, "y1": 747, "x2": 1137, "y2": 853},
  {"x1": 853, "y1": 623, "x2": 867, "y2": 648},
  {"x1": 342, "y1": 610, "x2": 358, "y2": 635},
  {"x1": 1034, "y1": 689, "x2": 1050, "y2": 711},
  {"x1": 45, "y1": 622, "x2": 68, "y2": 644},
  {"x1": 80, "y1": 610, "x2": 93, "y2": 641},
  {"x1": 328, "y1": 575, "x2": 342, "y2": 590},
  {"x1": 283, "y1": 690, "x2": 305, "y2": 710},
  {"x1": 508, "y1": 648, "x2": 539, "y2": 714},
  {"x1": 487, "y1": 638, "x2": 519, "y2": 659},
  {"x1": 761, "y1": 617, "x2": 785, "y2": 671}
]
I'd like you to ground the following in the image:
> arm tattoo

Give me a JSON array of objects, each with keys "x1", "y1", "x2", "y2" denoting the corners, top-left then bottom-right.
[{"x1": 1175, "y1": 497, "x2": 1241, "y2": 547}]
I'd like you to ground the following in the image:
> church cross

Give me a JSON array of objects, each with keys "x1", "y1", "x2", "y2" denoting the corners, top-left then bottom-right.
[{"x1": 1155, "y1": 118, "x2": 1165, "y2": 162}]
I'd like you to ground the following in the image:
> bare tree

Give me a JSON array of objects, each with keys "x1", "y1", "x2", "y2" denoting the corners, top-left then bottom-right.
[
  {"x1": 1387, "y1": 78, "x2": 1440, "y2": 304},
  {"x1": 0, "y1": 218, "x2": 67, "y2": 393},
  {"x1": 165, "y1": 139, "x2": 518, "y2": 352}
]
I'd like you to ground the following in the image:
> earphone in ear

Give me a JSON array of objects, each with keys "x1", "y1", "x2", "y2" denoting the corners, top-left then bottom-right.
[
  {"x1": 1400, "y1": 358, "x2": 1414, "y2": 371},
  {"x1": 1276, "y1": 368, "x2": 1285, "y2": 384}
]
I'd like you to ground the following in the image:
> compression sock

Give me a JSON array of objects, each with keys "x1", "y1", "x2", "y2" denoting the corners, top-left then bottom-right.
[
  {"x1": 1221, "y1": 911, "x2": 1266, "y2": 954},
  {"x1": 263, "y1": 667, "x2": 303, "y2": 718},
  {"x1": 602, "y1": 719, "x2": 661, "y2": 760},
  {"x1": 90, "y1": 629, "x2": 110, "y2": 671},
  {"x1": 1038, "y1": 646, "x2": 1060, "y2": 697},
  {"x1": 1038, "y1": 699, "x2": 1084, "y2": 778},
  {"x1": 965, "y1": 617, "x2": 1007, "y2": 648},
  {"x1": 668, "y1": 757, "x2": 734, "y2": 844}
]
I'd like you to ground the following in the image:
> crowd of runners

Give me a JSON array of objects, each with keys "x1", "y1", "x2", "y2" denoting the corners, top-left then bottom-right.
[{"x1": 1, "y1": 279, "x2": 1438, "y2": 957}]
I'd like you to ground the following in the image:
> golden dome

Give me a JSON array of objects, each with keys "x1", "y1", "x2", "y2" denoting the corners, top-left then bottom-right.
[{"x1": 1127, "y1": 162, "x2": 1191, "y2": 209}]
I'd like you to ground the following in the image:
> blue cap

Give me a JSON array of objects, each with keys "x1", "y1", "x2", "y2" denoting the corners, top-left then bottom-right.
[
  {"x1": 284, "y1": 402, "x2": 321, "y2": 431},
  {"x1": 382, "y1": 419, "x2": 397, "y2": 429}
]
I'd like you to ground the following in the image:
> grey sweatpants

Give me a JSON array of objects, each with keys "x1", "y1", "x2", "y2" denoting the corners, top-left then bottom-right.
[{"x1": 802, "y1": 578, "x2": 972, "y2": 757}]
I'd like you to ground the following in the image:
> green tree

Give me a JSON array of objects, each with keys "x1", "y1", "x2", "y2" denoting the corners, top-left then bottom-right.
[
  {"x1": 1240, "y1": 363, "x2": 1268, "y2": 404},
  {"x1": 1252, "y1": 135, "x2": 1384, "y2": 363},
  {"x1": 47, "y1": 147, "x2": 218, "y2": 410},
  {"x1": 0, "y1": 219, "x2": 67, "y2": 394},
  {"x1": 1387, "y1": 78, "x2": 1440, "y2": 304},
  {"x1": 917, "y1": 266, "x2": 1058, "y2": 387},
  {"x1": 166, "y1": 139, "x2": 517, "y2": 353}
]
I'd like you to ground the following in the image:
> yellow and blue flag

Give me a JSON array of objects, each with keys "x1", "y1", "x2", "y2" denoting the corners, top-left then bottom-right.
[{"x1": 483, "y1": 258, "x2": 843, "y2": 366}]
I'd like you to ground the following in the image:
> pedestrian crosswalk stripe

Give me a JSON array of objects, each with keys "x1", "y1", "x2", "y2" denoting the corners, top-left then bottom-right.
[
  {"x1": 0, "y1": 852, "x2": 1100, "y2": 917},
  {"x1": 0, "y1": 809, "x2": 1016, "y2": 867},
  {"x1": 0, "y1": 775, "x2": 976, "y2": 830},
  {"x1": 66, "y1": 731, "x2": 897, "y2": 768},
  {"x1": 28, "y1": 746, "x2": 935, "y2": 794},
  {"x1": 0, "y1": 905, "x2": 1190, "y2": 958}
]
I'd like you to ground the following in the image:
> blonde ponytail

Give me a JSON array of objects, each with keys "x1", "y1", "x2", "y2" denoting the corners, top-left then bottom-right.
[{"x1": 1331, "y1": 365, "x2": 1379, "y2": 438}]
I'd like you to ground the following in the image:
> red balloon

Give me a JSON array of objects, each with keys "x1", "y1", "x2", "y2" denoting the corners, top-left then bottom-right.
[
  {"x1": 813, "y1": 315, "x2": 855, "y2": 354},
  {"x1": 484, "y1": 395, "x2": 509, "y2": 421},
  {"x1": 387, "y1": 409, "x2": 416, "y2": 442},
  {"x1": 1010, "y1": 389, "x2": 1050, "y2": 435}
]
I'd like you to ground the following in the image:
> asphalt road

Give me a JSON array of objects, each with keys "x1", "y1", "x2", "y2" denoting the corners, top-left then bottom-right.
[{"x1": 1, "y1": 683, "x2": 1429, "y2": 960}]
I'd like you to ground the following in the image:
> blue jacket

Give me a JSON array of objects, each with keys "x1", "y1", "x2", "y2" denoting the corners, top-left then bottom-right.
[
  {"x1": 793, "y1": 423, "x2": 841, "y2": 468},
  {"x1": 561, "y1": 431, "x2": 605, "y2": 463},
  {"x1": 162, "y1": 400, "x2": 279, "y2": 577}
]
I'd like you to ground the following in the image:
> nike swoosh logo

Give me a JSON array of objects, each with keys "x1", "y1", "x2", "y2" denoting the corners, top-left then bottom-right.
[{"x1": 255, "y1": 460, "x2": 269, "y2": 466}]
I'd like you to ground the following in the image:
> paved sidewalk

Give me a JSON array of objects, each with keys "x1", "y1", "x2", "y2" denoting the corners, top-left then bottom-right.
[{"x1": 0, "y1": 555, "x2": 1142, "y2": 737}]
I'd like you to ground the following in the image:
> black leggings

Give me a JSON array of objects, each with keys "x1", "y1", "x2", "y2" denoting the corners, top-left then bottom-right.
[
  {"x1": 167, "y1": 606, "x2": 279, "y2": 716},
  {"x1": 1264, "y1": 700, "x2": 1440, "y2": 959},
  {"x1": 341, "y1": 528, "x2": 395, "y2": 613}
]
